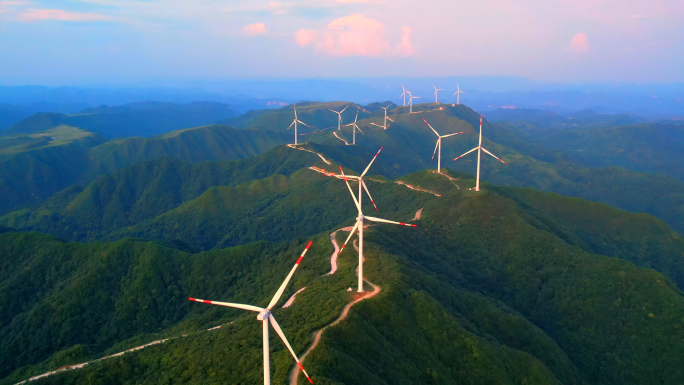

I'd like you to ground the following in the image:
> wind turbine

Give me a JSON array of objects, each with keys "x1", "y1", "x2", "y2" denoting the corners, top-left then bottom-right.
[
  {"x1": 400, "y1": 84, "x2": 407, "y2": 106},
  {"x1": 452, "y1": 116, "x2": 506, "y2": 191},
  {"x1": 286, "y1": 104, "x2": 310, "y2": 145},
  {"x1": 433, "y1": 85, "x2": 443, "y2": 104},
  {"x1": 188, "y1": 241, "x2": 315, "y2": 385},
  {"x1": 407, "y1": 91, "x2": 421, "y2": 113},
  {"x1": 370, "y1": 105, "x2": 394, "y2": 130},
  {"x1": 423, "y1": 118, "x2": 464, "y2": 173},
  {"x1": 329, "y1": 105, "x2": 348, "y2": 131},
  {"x1": 343, "y1": 108, "x2": 363, "y2": 145},
  {"x1": 452, "y1": 84, "x2": 465, "y2": 105},
  {"x1": 336, "y1": 148, "x2": 417, "y2": 292}
]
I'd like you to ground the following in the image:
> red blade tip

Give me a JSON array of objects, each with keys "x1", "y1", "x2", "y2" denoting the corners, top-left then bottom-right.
[
  {"x1": 305, "y1": 240, "x2": 313, "y2": 249},
  {"x1": 188, "y1": 297, "x2": 195, "y2": 301}
]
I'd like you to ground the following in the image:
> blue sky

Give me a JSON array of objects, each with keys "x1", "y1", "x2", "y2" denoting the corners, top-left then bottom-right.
[{"x1": 0, "y1": 0, "x2": 682, "y2": 85}]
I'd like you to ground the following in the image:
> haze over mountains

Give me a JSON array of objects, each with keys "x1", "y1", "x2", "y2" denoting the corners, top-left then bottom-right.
[{"x1": 0, "y1": 89, "x2": 683, "y2": 385}]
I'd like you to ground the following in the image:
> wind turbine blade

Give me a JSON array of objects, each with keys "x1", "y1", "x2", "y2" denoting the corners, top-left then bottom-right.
[
  {"x1": 329, "y1": 109, "x2": 338, "y2": 114},
  {"x1": 287, "y1": 121, "x2": 295, "y2": 130},
  {"x1": 370, "y1": 123, "x2": 384, "y2": 128},
  {"x1": 365, "y1": 216, "x2": 417, "y2": 227},
  {"x1": 423, "y1": 118, "x2": 440, "y2": 137},
  {"x1": 452, "y1": 91, "x2": 458, "y2": 96},
  {"x1": 338, "y1": 220, "x2": 360, "y2": 256},
  {"x1": 339, "y1": 166, "x2": 361, "y2": 210},
  {"x1": 343, "y1": 123, "x2": 353, "y2": 127},
  {"x1": 355, "y1": 125, "x2": 364, "y2": 135},
  {"x1": 297, "y1": 120, "x2": 310, "y2": 127},
  {"x1": 341, "y1": 106, "x2": 348, "y2": 113},
  {"x1": 431, "y1": 139, "x2": 439, "y2": 161},
  {"x1": 441, "y1": 132, "x2": 464, "y2": 138},
  {"x1": 387, "y1": 117, "x2": 394, "y2": 122},
  {"x1": 294, "y1": 105, "x2": 298, "y2": 119},
  {"x1": 361, "y1": 180, "x2": 378, "y2": 211},
  {"x1": 269, "y1": 315, "x2": 314, "y2": 384},
  {"x1": 188, "y1": 298, "x2": 263, "y2": 312},
  {"x1": 266, "y1": 241, "x2": 313, "y2": 310},
  {"x1": 453, "y1": 147, "x2": 478, "y2": 161},
  {"x1": 360, "y1": 147, "x2": 383, "y2": 178},
  {"x1": 481, "y1": 147, "x2": 507, "y2": 164}
]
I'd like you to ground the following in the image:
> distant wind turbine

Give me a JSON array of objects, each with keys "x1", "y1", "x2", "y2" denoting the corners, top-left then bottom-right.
[
  {"x1": 400, "y1": 84, "x2": 408, "y2": 106},
  {"x1": 370, "y1": 105, "x2": 394, "y2": 130},
  {"x1": 452, "y1": 84, "x2": 465, "y2": 105},
  {"x1": 343, "y1": 108, "x2": 364, "y2": 145},
  {"x1": 188, "y1": 241, "x2": 315, "y2": 385},
  {"x1": 433, "y1": 85, "x2": 443, "y2": 104},
  {"x1": 336, "y1": 149, "x2": 417, "y2": 292},
  {"x1": 423, "y1": 118, "x2": 463, "y2": 173},
  {"x1": 407, "y1": 91, "x2": 420, "y2": 113},
  {"x1": 286, "y1": 104, "x2": 310, "y2": 145},
  {"x1": 329, "y1": 105, "x2": 348, "y2": 131},
  {"x1": 452, "y1": 116, "x2": 507, "y2": 191}
]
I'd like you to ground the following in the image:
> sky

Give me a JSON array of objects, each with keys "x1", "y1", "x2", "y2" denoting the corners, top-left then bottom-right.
[{"x1": 0, "y1": 0, "x2": 683, "y2": 85}]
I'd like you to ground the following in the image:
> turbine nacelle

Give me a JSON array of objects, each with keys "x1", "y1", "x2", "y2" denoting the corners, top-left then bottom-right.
[{"x1": 257, "y1": 309, "x2": 271, "y2": 321}]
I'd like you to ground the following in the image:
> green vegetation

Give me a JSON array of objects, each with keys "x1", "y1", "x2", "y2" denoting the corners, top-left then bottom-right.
[{"x1": 3, "y1": 170, "x2": 682, "y2": 384}]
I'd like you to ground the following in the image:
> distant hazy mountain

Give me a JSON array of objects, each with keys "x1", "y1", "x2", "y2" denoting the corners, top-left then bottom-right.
[{"x1": 3, "y1": 101, "x2": 236, "y2": 139}]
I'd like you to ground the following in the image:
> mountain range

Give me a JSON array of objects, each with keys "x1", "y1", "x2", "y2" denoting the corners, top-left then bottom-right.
[{"x1": 0, "y1": 99, "x2": 683, "y2": 384}]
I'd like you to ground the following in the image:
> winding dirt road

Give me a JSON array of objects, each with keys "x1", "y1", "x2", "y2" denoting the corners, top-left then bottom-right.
[{"x1": 288, "y1": 228, "x2": 381, "y2": 385}]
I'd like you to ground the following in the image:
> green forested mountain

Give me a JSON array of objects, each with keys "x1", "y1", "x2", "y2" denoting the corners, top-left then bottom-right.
[
  {"x1": 0, "y1": 124, "x2": 290, "y2": 215},
  {"x1": 3, "y1": 102, "x2": 236, "y2": 139},
  {"x1": 0, "y1": 147, "x2": 322, "y2": 243},
  {"x1": 2, "y1": 167, "x2": 683, "y2": 385},
  {"x1": 0, "y1": 126, "x2": 106, "y2": 215}
]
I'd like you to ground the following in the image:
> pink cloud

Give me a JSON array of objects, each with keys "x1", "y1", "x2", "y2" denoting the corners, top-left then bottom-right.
[
  {"x1": 18, "y1": 8, "x2": 112, "y2": 22},
  {"x1": 242, "y1": 22, "x2": 267, "y2": 36},
  {"x1": 569, "y1": 32, "x2": 589, "y2": 52},
  {"x1": 296, "y1": 14, "x2": 413, "y2": 57}
]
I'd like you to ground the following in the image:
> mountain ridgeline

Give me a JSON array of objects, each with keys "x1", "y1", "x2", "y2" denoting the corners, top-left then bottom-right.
[{"x1": 0, "y1": 100, "x2": 683, "y2": 384}]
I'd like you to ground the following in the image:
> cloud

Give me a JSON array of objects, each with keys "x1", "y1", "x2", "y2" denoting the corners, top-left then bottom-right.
[
  {"x1": 296, "y1": 14, "x2": 413, "y2": 57},
  {"x1": 18, "y1": 8, "x2": 112, "y2": 22},
  {"x1": 569, "y1": 32, "x2": 589, "y2": 52},
  {"x1": 0, "y1": 1, "x2": 30, "y2": 5},
  {"x1": 242, "y1": 22, "x2": 267, "y2": 35}
]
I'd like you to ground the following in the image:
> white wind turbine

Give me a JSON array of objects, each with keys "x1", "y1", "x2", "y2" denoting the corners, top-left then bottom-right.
[
  {"x1": 370, "y1": 105, "x2": 394, "y2": 130},
  {"x1": 433, "y1": 85, "x2": 443, "y2": 104},
  {"x1": 423, "y1": 118, "x2": 464, "y2": 174},
  {"x1": 452, "y1": 83, "x2": 465, "y2": 105},
  {"x1": 188, "y1": 241, "x2": 315, "y2": 385},
  {"x1": 286, "y1": 104, "x2": 310, "y2": 145},
  {"x1": 343, "y1": 108, "x2": 363, "y2": 145},
  {"x1": 329, "y1": 105, "x2": 348, "y2": 131},
  {"x1": 336, "y1": 148, "x2": 417, "y2": 292},
  {"x1": 407, "y1": 91, "x2": 421, "y2": 113},
  {"x1": 400, "y1": 84, "x2": 408, "y2": 106},
  {"x1": 452, "y1": 116, "x2": 507, "y2": 191}
]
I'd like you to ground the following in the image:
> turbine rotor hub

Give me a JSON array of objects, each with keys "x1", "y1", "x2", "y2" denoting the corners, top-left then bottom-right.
[
  {"x1": 257, "y1": 309, "x2": 271, "y2": 320},
  {"x1": 357, "y1": 215, "x2": 365, "y2": 221}
]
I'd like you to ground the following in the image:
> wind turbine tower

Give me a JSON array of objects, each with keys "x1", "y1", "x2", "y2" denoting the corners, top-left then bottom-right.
[
  {"x1": 400, "y1": 84, "x2": 407, "y2": 106},
  {"x1": 452, "y1": 116, "x2": 507, "y2": 191},
  {"x1": 433, "y1": 85, "x2": 443, "y2": 104},
  {"x1": 407, "y1": 91, "x2": 421, "y2": 113},
  {"x1": 286, "y1": 104, "x2": 310, "y2": 145},
  {"x1": 370, "y1": 105, "x2": 394, "y2": 130},
  {"x1": 329, "y1": 105, "x2": 348, "y2": 131},
  {"x1": 343, "y1": 109, "x2": 364, "y2": 145},
  {"x1": 336, "y1": 148, "x2": 417, "y2": 292},
  {"x1": 188, "y1": 242, "x2": 315, "y2": 384},
  {"x1": 423, "y1": 118, "x2": 463, "y2": 173},
  {"x1": 453, "y1": 84, "x2": 465, "y2": 105}
]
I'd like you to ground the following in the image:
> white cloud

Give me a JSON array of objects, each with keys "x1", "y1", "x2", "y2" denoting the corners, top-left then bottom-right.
[
  {"x1": 296, "y1": 14, "x2": 413, "y2": 57},
  {"x1": 18, "y1": 8, "x2": 112, "y2": 22},
  {"x1": 242, "y1": 22, "x2": 267, "y2": 35},
  {"x1": 569, "y1": 32, "x2": 589, "y2": 52}
]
